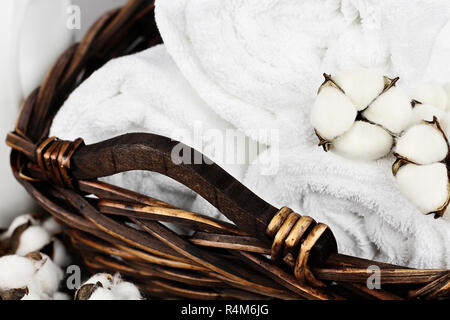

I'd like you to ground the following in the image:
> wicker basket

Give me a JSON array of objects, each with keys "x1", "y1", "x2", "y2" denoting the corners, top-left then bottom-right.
[{"x1": 5, "y1": 0, "x2": 449, "y2": 300}]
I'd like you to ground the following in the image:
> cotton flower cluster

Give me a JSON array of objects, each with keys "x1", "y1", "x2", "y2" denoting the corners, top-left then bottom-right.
[
  {"x1": 0, "y1": 214, "x2": 71, "y2": 300},
  {"x1": 311, "y1": 68, "x2": 412, "y2": 160},
  {"x1": 75, "y1": 273, "x2": 143, "y2": 300},
  {"x1": 0, "y1": 214, "x2": 70, "y2": 266},
  {"x1": 394, "y1": 117, "x2": 450, "y2": 221},
  {"x1": 410, "y1": 82, "x2": 450, "y2": 126},
  {"x1": 312, "y1": 71, "x2": 450, "y2": 220},
  {"x1": 393, "y1": 83, "x2": 450, "y2": 221},
  {"x1": 0, "y1": 252, "x2": 69, "y2": 300}
]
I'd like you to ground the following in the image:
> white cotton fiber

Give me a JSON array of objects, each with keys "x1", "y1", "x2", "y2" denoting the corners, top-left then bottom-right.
[
  {"x1": 111, "y1": 273, "x2": 142, "y2": 300},
  {"x1": 83, "y1": 273, "x2": 113, "y2": 289},
  {"x1": 311, "y1": 86, "x2": 356, "y2": 140},
  {"x1": 363, "y1": 87, "x2": 412, "y2": 133},
  {"x1": 412, "y1": 82, "x2": 448, "y2": 111},
  {"x1": 333, "y1": 121, "x2": 393, "y2": 160},
  {"x1": 409, "y1": 103, "x2": 445, "y2": 127},
  {"x1": 80, "y1": 273, "x2": 143, "y2": 300},
  {"x1": 42, "y1": 218, "x2": 62, "y2": 236},
  {"x1": 395, "y1": 124, "x2": 448, "y2": 165},
  {"x1": 88, "y1": 287, "x2": 117, "y2": 300},
  {"x1": 396, "y1": 163, "x2": 449, "y2": 214},
  {"x1": 333, "y1": 68, "x2": 385, "y2": 110},
  {"x1": 0, "y1": 255, "x2": 35, "y2": 290},
  {"x1": 53, "y1": 292, "x2": 71, "y2": 300},
  {"x1": 0, "y1": 214, "x2": 36, "y2": 240},
  {"x1": 0, "y1": 253, "x2": 65, "y2": 300},
  {"x1": 21, "y1": 291, "x2": 42, "y2": 300},
  {"x1": 32, "y1": 254, "x2": 64, "y2": 296},
  {"x1": 112, "y1": 281, "x2": 143, "y2": 300},
  {"x1": 15, "y1": 225, "x2": 51, "y2": 256}
]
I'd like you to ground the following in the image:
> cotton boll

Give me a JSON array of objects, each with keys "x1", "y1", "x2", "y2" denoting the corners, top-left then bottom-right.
[
  {"x1": 396, "y1": 163, "x2": 449, "y2": 214},
  {"x1": 333, "y1": 68, "x2": 385, "y2": 110},
  {"x1": 409, "y1": 103, "x2": 445, "y2": 127},
  {"x1": 0, "y1": 251, "x2": 67, "y2": 300},
  {"x1": 311, "y1": 86, "x2": 357, "y2": 140},
  {"x1": 15, "y1": 225, "x2": 51, "y2": 256},
  {"x1": 362, "y1": 87, "x2": 412, "y2": 133},
  {"x1": 31, "y1": 254, "x2": 64, "y2": 296},
  {"x1": 112, "y1": 281, "x2": 143, "y2": 300},
  {"x1": 395, "y1": 124, "x2": 448, "y2": 165},
  {"x1": 312, "y1": 69, "x2": 404, "y2": 161},
  {"x1": 0, "y1": 214, "x2": 37, "y2": 240},
  {"x1": 22, "y1": 283, "x2": 49, "y2": 300},
  {"x1": 111, "y1": 273, "x2": 142, "y2": 300},
  {"x1": 88, "y1": 287, "x2": 117, "y2": 300},
  {"x1": 0, "y1": 255, "x2": 35, "y2": 290},
  {"x1": 83, "y1": 273, "x2": 113, "y2": 289},
  {"x1": 78, "y1": 273, "x2": 143, "y2": 300},
  {"x1": 21, "y1": 291, "x2": 43, "y2": 300},
  {"x1": 412, "y1": 82, "x2": 447, "y2": 111},
  {"x1": 333, "y1": 121, "x2": 393, "y2": 160}
]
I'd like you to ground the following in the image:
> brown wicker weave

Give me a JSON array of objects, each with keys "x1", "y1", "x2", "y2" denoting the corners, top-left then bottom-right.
[{"x1": 5, "y1": 0, "x2": 450, "y2": 300}]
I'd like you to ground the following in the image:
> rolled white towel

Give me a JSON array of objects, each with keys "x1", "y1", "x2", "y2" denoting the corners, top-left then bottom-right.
[
  {"x1": 155, "y1": 0, "x2": 450, "y2": 147},
  {"x1": 51, "y1": 45, "x2": 259, "y2": 221}
]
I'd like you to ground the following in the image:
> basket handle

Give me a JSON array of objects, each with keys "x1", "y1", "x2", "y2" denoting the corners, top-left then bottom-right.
[
  {"x1": 71, "y1": 133, "x2": 276, "y2": 236},
  {"x1": 6, "y1": 131, "x2": 338, "y2": 285}
]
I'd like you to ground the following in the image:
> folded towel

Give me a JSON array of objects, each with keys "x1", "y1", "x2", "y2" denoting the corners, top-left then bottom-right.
[
  {"x1": 156, "y1": 0, "x2": 450, "y2": 268},
  {"x1": 155, "y1": 0, "x2": 450, "y2": 146},
  {"x1": 51, "y1": 45, "x2": 257, "y2": 222}
]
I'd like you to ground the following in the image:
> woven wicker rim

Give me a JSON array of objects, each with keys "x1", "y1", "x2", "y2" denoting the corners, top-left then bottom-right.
[{"x1": 5, "y1": 0, "x2": 450, "y2": 300}]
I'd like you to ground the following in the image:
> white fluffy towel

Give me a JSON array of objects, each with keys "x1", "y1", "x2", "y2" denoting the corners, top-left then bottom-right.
[
  {"x1": 50, "y1": 0, "x2": 450, "y2": 269},
  {"x1": 155, "y1": 0, "x2": 450, "y2": 268},
  {"x1": 51, "y1": 45, "x2": 258, "y2": 222},
  {"x1": 155, "y1": 0, "x2": 450, "y2": 146}
]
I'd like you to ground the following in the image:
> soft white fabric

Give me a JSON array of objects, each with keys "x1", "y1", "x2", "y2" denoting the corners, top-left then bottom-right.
[
  {"x1": 51, "y1": 45, "x2": 254, "y2": 221},
  {"x1": 244, "y1": 149, "x2": 450, "y2": 268},
  {"x1": 155, "y1": 0, "x2": 450, "y2": 146},
  {"x1": 155, "y1": 0, "x2": 450, "y2": 268},
  {"x1": 50, "y1": 0, "x2": 450, "y2": 269}
]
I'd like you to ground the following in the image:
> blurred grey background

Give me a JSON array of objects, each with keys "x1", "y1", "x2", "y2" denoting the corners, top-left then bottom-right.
[
  {"x1": 0, "y1": 0, "x2": 131, "y2": 228},
  {"x1": 72, "y1": 0, "x2": 128, "y2": 41}
]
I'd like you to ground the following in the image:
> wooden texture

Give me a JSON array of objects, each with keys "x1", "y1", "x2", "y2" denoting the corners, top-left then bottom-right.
[
  {"x1": 4, "y1": 0, "x2": 449, "y2": 300},
  {"x1": 71, "y1": 133, "x2": 278, "y2": 239}
]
